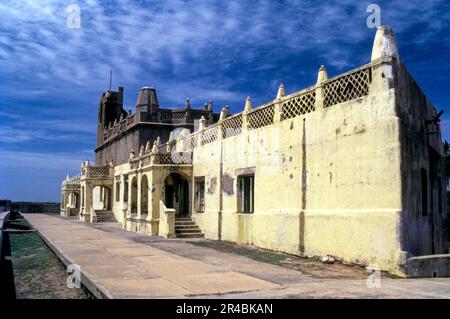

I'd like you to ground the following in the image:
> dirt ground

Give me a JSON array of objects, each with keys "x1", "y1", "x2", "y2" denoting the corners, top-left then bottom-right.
[{"x1": 188, "y1": 239, "x2": 397, "y2": 279}]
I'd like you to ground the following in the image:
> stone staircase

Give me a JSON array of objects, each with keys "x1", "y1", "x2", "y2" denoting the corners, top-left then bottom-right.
[
  {"x1": 95, "y1": 210, "x2": 116, "y2": 222},
  {"x1": 175, "y1": 217, "x2": 204, "y2": 238}
]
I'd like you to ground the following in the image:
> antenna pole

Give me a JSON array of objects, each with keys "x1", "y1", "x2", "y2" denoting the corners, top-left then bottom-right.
[{"x1": 109, "y1": 69, "x2": 112, "y2": 91}]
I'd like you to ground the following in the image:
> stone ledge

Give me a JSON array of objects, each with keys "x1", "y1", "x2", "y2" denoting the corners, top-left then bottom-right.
[{"x1": 406, "y1": 254, "x2": 450, "y2": 278}]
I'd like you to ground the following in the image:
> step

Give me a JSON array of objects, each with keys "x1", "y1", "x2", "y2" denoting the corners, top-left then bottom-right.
[
  {"x1": 175, "y1": 229, "x2": 202, "y2": 234},
  {"x1": 175, "y1": 223, "x2": 197, "y2": 228},
  {"x1": 175, "y1": 233, "x2": 205, "y2": 238},
  {"x1": 175, "y1": 222, "x2": 196, "y2": 226},
  {"x1": 175, "y1": 225, "x2": 200, "y2": 230}
]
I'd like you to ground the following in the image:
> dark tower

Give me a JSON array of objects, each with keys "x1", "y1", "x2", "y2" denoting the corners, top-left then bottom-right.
[
  {"x1": 135, "y1": 86, "x2": 159, "y2": 122},
  {"x1": 96, "y1": 86, "x2": 127, "y2": 148}
]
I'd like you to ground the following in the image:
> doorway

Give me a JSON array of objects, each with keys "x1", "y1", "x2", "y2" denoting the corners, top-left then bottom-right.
[{"x1": 164, "y1": 172, "x2": 189, "y2": 216}]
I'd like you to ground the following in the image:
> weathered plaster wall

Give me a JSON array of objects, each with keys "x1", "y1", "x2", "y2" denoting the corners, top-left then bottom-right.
[
  {"x1": 394, "y1": 61, "x2": 448, "y2": 257},
  {"x1": 191, "y1": 79, "x2": 406, "y2": 273}
]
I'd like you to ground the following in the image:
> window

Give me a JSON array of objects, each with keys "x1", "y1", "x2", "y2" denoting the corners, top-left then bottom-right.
[
  {"x1": 421, "y1": 168, "x2": 428, "y2": 216},
  {"x1": 238, "y1": 174, "x2": 254, "y2": 213},
  {"x1": 123, "y1": 174, "x2": 128, "y2": 202},
  {"x1": 194, "y1": 177, "x2": 205, "y2": 211},
  {"x1": 115, "y1": 181, "x2": 120, "y2": 202}
]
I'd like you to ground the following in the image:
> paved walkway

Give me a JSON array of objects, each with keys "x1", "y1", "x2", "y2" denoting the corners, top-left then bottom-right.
[{"x1": 24, "y1": 214, "x2": 450, "y2": 298}]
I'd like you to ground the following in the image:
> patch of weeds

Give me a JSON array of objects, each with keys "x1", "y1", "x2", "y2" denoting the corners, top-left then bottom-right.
[{"x1": 8, "y1": 216, "x2": 91, "y2": 299}]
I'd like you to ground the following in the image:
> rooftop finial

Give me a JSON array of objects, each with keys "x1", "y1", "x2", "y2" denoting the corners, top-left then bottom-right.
[
  {"x1": 199, "y1": 116, "x2": 206, "y2": 130},
  {"x1": 244, "y1": 96, "x2": 252, "y2": 112},
  {"x1": 151, "y1": 141, "x2": 159, "y2": 153},
  {"x1": 185, "y1": 98, "x2": 191, "y2": 110},
  {"x1": 317, "y1": 65, "x2": 328, "y2": 84},
  {"x1": 207, "y1": 100, "x2": 213, "y2": 111},
  {"x1": 371, "y1": 25, "x2": 399, "y2": 62},
  {"x1": 219, "y1": 106, "x2": 228, "y2": 121},
  {"x1": 276, "y1": 83, "x2": 286, "y2": 99}
]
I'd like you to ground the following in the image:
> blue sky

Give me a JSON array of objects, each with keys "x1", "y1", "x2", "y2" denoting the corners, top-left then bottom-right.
[{"x1": 0, "y1": 0, "x2": 450, "y2": 202}]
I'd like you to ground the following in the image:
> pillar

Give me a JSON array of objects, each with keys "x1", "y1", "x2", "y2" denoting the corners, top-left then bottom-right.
[
  {"x1": 274, "y1": 84, "x2": 285, "y2": 122},
  {"x1": 315, "y1": 65, "x2": 328, "y2": 110}
]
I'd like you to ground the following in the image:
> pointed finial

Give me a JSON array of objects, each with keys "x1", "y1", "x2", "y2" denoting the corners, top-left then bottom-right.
[
  {"x1": 276, "y1": 83, "x2": 286, "y2": 99},
  {"x1": 151, "y1": 141, "x2": 159, "y2": 153},
  {"x1": 127, "y1": 108, "x2": 132, "y2": 116},
  {"x1": 244, "y1": 96, "x2": 252, "y2": 112},
  {"x1": 145, "y1": 141, "x2": 151, "y2": 152},
  {"x1": 207, "y1": 99, "x2": 213, "y2": 111},
  {"x1": 185, "y1": 98, "x2": 191, "y2": 110},
  {"x1": 156, "y1": 136, "x2": 161, "y2": 146},
  {"x1": 129, "y1": 150, "x2": 135, "y2": 160},
  {"x1": 219, "y1": 106, "x2": 228, "y2": 121},
  {"x1": 317, "y1": 65, "x2": 328, "y2": 84},
  {"x1": 371, "y1": 25, "x2": 399, "y2": 62},
  {"x1": 66, "y1": 174, "x2": 69, "y2": 180},
  {"x1": 199, "y1": 116, "x2": 206, "y2": 130},
  {"x1": 139, "y1": 145, "x2": 145, "y2": 157},
  {"x1": 119, "y1": 113, "x2": 124, "y2": 121}
]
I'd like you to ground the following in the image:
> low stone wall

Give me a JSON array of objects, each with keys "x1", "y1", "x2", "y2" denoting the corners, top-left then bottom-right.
[
  {"x1": 12, "y1": 202, "x2": 60, "y2": 214},
  {"x1": 0, "y1": 211, "x2": 10, "y2": 261},
  {"x1": 406, "y1": 254, "x2": 450, "y2": 277}
]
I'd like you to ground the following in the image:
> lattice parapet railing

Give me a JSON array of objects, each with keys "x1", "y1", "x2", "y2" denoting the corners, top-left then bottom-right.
[
  {"x1": 201, "y1": 126, "x2": 219, "y2": 145},
  {"x1": 247, "y1": 103, "x2": 275, "y2": 130},
  {"x1": 184, "y1": 132, "x2": 200, "y2": 151},
  {"x1": 88, "y1": 165, "x2": 111, "y2": 177},
  {"x1": 191, "y1": 110, "x2": 211, "y2": 120},
  {"x1": 323, "y1": 67, "x2": 372, "y2": 108},
  {"x1": 159, "y1": 152, "x2": 192, "y2": 164},
  {"x1": 159, "y1": 109, "x2": 172, "y2": 121},
  {"x1": 282, "y1": 90, "x2": 316, "y2": 120},
  {"x1": 172, "y1": 111, "x2": 186, "y2": 120},
  {"x1": 222, "y1": 114, "x2": 243, "y2": 138}
]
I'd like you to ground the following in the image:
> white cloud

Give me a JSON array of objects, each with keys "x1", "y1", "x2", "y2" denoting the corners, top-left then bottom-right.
[{"x1": 0, "y1": 149, "x2": 93, "y2": 170}]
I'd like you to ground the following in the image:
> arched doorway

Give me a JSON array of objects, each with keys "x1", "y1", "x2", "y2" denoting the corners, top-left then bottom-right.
[
  {"x1": 141, "y1": 175, "x2": 148, "y2": 216},
  {"x1": 68, "y1": 192, "x2": 80, "y2": 208},
  {"x1": 164, "y1": 172, "x2": 189, "y2": 216},
  {"x1": 130, "y1": 176, "x2": 138, "y2": 216},
  {"x1": 93, "y1": 185, "x2": 112, "y2": 210}
]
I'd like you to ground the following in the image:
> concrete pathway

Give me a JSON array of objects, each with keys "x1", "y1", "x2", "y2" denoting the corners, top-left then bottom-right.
[{"x1": 24, "y1": 214, "x2": 450, "y2": 299}]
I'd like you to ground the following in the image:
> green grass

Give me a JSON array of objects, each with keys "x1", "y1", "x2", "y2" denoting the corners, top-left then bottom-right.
[{"x1": 8, "y1": 216, "x2": 91, "y2": 299}]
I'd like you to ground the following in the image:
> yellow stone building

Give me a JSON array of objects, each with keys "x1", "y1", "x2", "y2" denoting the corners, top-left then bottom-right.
[{"x1": 60, "y1": 26, "x2": 449, "y2": 276}]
